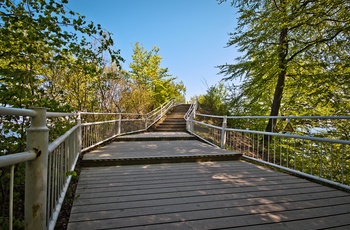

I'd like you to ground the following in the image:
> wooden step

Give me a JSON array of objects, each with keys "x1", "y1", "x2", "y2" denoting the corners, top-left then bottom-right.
[{"x1": 150, "y1": 104, "x2": 191, "y2": 132}]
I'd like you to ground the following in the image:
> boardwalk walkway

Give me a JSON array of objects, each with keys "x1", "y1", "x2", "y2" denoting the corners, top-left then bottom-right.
[{"x1": 67, "y1": 131, "x2": 350, "y2": 230}]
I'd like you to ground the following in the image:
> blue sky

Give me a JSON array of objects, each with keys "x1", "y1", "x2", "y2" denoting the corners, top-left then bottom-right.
[{"x1": 67, "y1": 0, "x2": 240, "y2": 100}]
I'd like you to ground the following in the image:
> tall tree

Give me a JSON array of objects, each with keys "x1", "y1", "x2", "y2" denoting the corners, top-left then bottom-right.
[
  {"x1": 0, "y1": 2, "x2": 124, "y2": 224},
  {"x1": 129, "y1": 42, "x2": 185, "y2": 111},
  {"x1": 0, "y1": 0, "x2": 123, "y2": 109},
  {"x1": 218, "y1": 0, "x2": 350, "y2": 132}
]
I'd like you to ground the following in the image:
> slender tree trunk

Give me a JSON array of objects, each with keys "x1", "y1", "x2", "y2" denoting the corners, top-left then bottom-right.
[
  {"x1": 266, "y1": 27, "x2": 288, "y2": 132},
  {"x1": 266, "y1": 70, "x2": 286, "y2": 132}
]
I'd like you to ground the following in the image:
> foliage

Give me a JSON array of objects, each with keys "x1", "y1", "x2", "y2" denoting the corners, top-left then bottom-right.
[
  {"x1": 218, "y1": 0, "x2": 350, "y2": 131},
  {"x1": 0, "y1": 1, "x2": 186, "y2": 226},
  {"x1": 0, "y1": 0, "x2": 123, "y2": 227},
  {"x1": 128, "y1": 42, "x2": 186, "y2": 112},
  {"x1": 198, "y1": 83, "x2": 231, "y2": 116}
]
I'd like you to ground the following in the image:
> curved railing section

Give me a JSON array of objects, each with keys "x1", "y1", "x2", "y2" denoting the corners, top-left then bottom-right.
[
  {"x1": 146, "y1": 99, "x2": 175, "y2": 128},
  {"x1": 184, "y1": 102, "x2": 197, "y2": 132},
  {"x1": 0, "y1": 98, "x2": 174, "y2": 230},
  {"x1": 186, "y1": 113, "x2": 350, "y2": 191}
]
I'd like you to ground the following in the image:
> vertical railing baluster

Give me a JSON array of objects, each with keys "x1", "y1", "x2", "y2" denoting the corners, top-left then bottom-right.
[
  {"x1": 273, "y1": 135, "x2": 276, "y2": 164},
  {"x1": 310, "y1": 141, "x2": 313, "y2": 175},
  {"x1": 267, "y1": 134, "x2": 270, "y2": 162},
  {"x1": 286, "y1": 139, "x2": 289, "y2": 168},
  {"x1": 47, "y1": 152, "x2": 51, "y2": 225},
  {"x1": 279, "y1": 138, "x2": 282, "y2": 166},
  {"x1": 320, "y1": 142, "x2": 323, "y2": 178},
  {"x1": 252, "y1": 133, "x2": 255, "y2": 157},
  {"x1": 342, "y1": 144, "x2": 344, "y2": 184},
  {"x1": 9, "y1": 165, "x2": 14, "y2": 230},
  {"x1": 302, "y1": 139, "x2": 305, "y2": 173},
  {"x1": 294, "y1": 139, "x2": 296, "y2": 170},
  {"x1": 330, "y1": 144, "x2": 333, "y2": 181},
  {"x1": 262, "y1": 134, "x2": 265, "y2": 161},
  {"x1": 257, "y1": 134, "x2": 260, "y2": 159}
]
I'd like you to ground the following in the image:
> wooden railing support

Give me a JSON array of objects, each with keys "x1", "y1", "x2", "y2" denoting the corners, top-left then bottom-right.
[{"x1": 25, "y1": 107, "x2": 49, "y2": 230}]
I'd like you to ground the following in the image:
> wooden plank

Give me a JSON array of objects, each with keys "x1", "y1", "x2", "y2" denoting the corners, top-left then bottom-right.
[
  {"x1": 70, "y1": 192, "x2": 350, "y2": 222},
  {"x1": 72, "y1": 180, "x2": 319, "y2": 206},
  {"x1": 231, "y1": 214, "x2": 350, "y2": 230},
  {"x1": 75, "y1": 179, "x2": 310, "y2": 200},
  {"x1": 76, "y1": 172, "x2": 282, "y2": 189},
  {"x1": 124, "y1": 213, "x2": 350, "y2": 230},
  {"x1": 68, "y1": 203, "x2": 350, "y2": 230},
  {"x1": 82, "y1": 140, "x2": 240, "y2": 160},
  {"x1": 76, "y1": 161, "x2": 298, "y2": 185},
  {"x1": 77, "y1": 166, "x2": 284, "y2": 182},
  {"x1": 71, "y1": 186, "x2": 336, "y2": 214},
  {"x1": 182, "y1": 204, "x2": 350, "y2": 230}
]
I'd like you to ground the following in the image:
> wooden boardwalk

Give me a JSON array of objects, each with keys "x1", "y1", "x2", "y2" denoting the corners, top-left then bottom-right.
[{"x1": 68, "y1": 132, "x2": 350, "y2": 230}]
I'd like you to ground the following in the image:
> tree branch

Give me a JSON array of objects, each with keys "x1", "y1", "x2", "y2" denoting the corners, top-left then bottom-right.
[{"x1": 287, "y1": 29, "x2": 344, "y2": 62}]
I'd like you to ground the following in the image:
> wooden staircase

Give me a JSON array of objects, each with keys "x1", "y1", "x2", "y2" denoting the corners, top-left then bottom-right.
[{"x1": 150, "y1": 104, "x2": 191, "y2": 132}]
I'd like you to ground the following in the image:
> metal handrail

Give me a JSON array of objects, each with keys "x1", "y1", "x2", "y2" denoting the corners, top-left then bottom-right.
[
  {"x1": 197, "y1": 113, "x2": 350, "y2": 120},
  {"x1": 0, "y1": 150, "x2": 37, "y2": 168},
  {"x1": 146, "y1": 98, "x2": 174, "y2": 116},
  {"x1": 0, "y1": 107, "x2": 37, "y2": 117},
  {"x1": 184, "y1": 103, "x2": 196, "y2": 120},
  {"x1": 146, "y1": 99, "x2": 175, "y2": 128},
  {"x1": 193, "y1": 120, "x2": 350, "y2": 145},
  {"x1": 187, "y1": 112, "x2": 350, "y2": 191}
]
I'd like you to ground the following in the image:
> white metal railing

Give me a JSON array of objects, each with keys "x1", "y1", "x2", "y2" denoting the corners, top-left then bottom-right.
[
  {"x1": 0, "y1": 99, "x2": 174, "y2": 230},
  {"x1": 146, "y1": 99, "x2": 175, "y2": 128},
  {"x1": 46, "y1": 122, "x2": 81, "y2": 230},
  {"x1": 80, "y1": 113, "x2": 143, "y2": 152},
  {"x1": 184, "y1": 102, "x2": 197, "y2": 132},
  {"x1": 0, "y1": 107, "x2": 79, "y2": 230},
  {"x1": 186, "y1": 113, "x2": 350, "y2": 191},
  {"x1": 79, "y1": 99, "x2": 175, "y2": 152}
]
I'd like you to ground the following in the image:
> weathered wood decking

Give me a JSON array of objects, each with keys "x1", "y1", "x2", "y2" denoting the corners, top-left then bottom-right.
[{"x1": 68, "y1": 132, "x2": 350, "y2": 230}]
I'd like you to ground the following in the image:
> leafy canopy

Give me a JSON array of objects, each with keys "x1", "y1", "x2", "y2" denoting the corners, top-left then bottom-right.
[
  {"x1": 218, "y1": 0, "x2": 350, "y2": 118},
  {"x1": 128, "y1": 42, "x2": 186, "y2": 111}
]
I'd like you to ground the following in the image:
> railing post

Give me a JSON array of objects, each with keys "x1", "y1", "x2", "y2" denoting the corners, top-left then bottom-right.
[
  {"x1": 194, "y1": 96, "x2": 198, "y2": 119},
  {"x1": 144, "y1": 114, "x2": 148, "y2": 130},
  {"x1": 117, "y1": 114, "x2": 122, "y2": 135},
  {"x1": 190, "y1": 113, "x2": 194, "y2": 133},
  {"x1": 25, "y1": 107, "x2": 49, "y2": 230},
  {"x1": 77, "y1": 113, "x2": 82, "y2": 154},
  {"x1": 221, "y1": 116, "x2": 227, "y2": 148}
]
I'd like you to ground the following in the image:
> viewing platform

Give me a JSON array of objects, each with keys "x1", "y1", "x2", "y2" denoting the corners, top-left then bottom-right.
[
  {"x1": 1, "y1": 102, "x2": 349, "y2": 230},
  {"x1": 68, "y1": 131, "x2": 350, "y2": 230}
]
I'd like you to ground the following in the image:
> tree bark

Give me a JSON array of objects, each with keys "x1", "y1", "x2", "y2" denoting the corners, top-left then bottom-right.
[
  {"x1": 266, "y1": 69, "x2": 286, "y2": 132},
  {"x1": 266, "y1": 27, "x2": 288, "y2": 132}
]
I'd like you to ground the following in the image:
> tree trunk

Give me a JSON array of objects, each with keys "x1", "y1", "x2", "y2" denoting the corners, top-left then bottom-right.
[
  {"x1": 266, "y1": 70, "x2": 286, "y2": 132},
  {"x1": 266, "y1": 27, "x2": 288, "y2": 133}
]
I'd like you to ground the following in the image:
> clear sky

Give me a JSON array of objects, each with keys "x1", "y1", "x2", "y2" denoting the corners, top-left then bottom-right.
[{"x1": 67, "y1": 0, "x2": 240, "y2": 100}]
